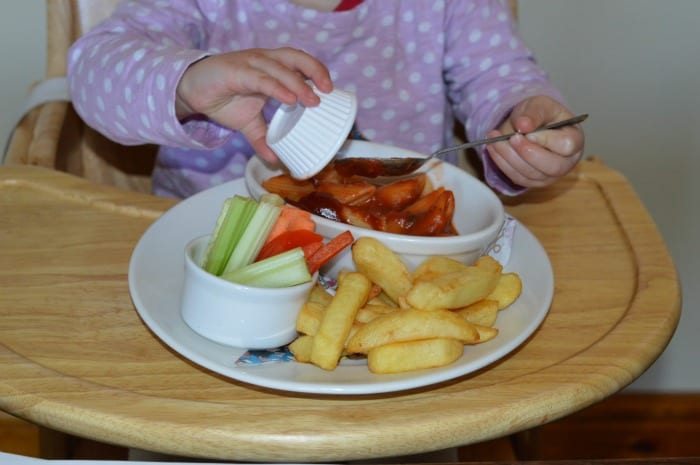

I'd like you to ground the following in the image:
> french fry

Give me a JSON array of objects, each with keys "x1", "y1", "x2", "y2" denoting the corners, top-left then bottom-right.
[
  {"x1": 475, "y1": 255, "x2": 504, "y2": 274},
  {"x1": 455, "y1": 299, "x2": 499, "y2": 327},
  {"x1": 296, "y1": 301, "x2": 325, "y2": 336},
  {"x1": 345, "y1": 324, "x2": 362, "y2": 349},
  {"x1": 471, "y1": 324, "x2": 499, "y2": 343},
  {"x1": 289, "y1": 335, "x2": 314, "y2": 362},
  {"x1": 411, "y1": 255, "x2": 468, "y2": 283},
  {"x1": 292, "y1": 326, "x2": 366, "y2": 364},
  {"x1": 367, "y1": 291, "x2": 398, "y2": 307},
  {"x1": 406, "y1": 265, "x2": 501, "y2": 311},
  {"x1": 346, "y1": 308, "x2": 479, "y2": 354},
  {"x1": 352, "y1": 237, "x2": 412, "y2": 303},
  {"x1": 367, "y1": 283, "x2": 383, "y2": 302},
  {"x1": 336, "y1": 270, "x2": 381, "y2": 301},
  {"x1": 486, "y1": 272, "x2": 523, "y2": 310},
  {"x1": 355, "y1": 304, "x2": 399, "y2": 324},
  {"x1": 291, "y1": 235, "x2": 523, "y2": 374},
  {"x1": 336, "y1": 268, "x2": 351, "y2": 282},
  {"x1": 310, "y1": 272, "x2": 371, "y2": 370},
  {"x1": 367, "y1": 338, "x2": 464, "y2": 374},
  {"x1": 307, "y1": 283, "x2": 333, "y2": 307}
]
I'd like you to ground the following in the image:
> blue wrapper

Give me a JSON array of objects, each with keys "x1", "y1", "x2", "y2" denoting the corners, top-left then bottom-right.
[{"x1": 235, "y1": 346, "x2": 294, "y2": 366}]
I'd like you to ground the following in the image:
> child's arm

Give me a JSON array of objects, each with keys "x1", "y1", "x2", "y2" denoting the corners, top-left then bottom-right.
[
  {"x1": 175, "y1": 48, "x2": 332, "y2": 163},
  {"x1": 67, "y1": 0, "x2": 330, "y2": 161},
  {"x1": 443, "y1": 0, "x2": 583, "y2": 193}
]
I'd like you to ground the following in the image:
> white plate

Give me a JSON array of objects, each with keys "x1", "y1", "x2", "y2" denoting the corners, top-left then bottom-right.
[{"x1": 128, "y1": 179, "x2": 553, "y2": 395}]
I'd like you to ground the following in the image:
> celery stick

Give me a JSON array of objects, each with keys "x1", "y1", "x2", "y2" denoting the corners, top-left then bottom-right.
[
  {"x1": 259, "y1": 192, "x2": 285, "y2": 207},
  {"x1": 221, "y1": 247, "x2": 312, "y2": 288},
  {"x1": 201, "y1": 195, "x2": 257, "y2": 275},
  {"x1": 222, "y1": 195, "x2": 282, "y2": 273}
]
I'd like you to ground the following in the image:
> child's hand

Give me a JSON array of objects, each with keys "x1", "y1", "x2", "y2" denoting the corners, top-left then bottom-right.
[
  {"x1": 175, "y1": 47, "x2": 333, "y2": 162},
  {"x1": 485, "y1": 95, "x2": 585, "y2": 189}
]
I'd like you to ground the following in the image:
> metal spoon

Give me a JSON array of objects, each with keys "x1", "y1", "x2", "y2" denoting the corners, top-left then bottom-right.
[{"x1": 333, "y1": 113, "x2": 588, "y2": 178}]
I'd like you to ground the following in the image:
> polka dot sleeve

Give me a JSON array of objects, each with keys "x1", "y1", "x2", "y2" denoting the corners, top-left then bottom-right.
[
  {"x1": 443, "y1": 0, "x2": 566, "y2": 195},
  {"x1": 66, "y1": 0, "x2": 230, "y2": 150}
]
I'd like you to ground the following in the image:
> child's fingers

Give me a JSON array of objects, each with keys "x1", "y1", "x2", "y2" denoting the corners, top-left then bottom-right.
[
  {"x1": 488, "y1": 136, "x2": 549, "y2": 185},
  {"x1": 486, "y1": 130, "x2": 549, "y2": 182},
  {"x1": 238, "y1": 115, "x2": 279, "y2": 163},
  {"x1": 255, "y1": 48, "x2": 332, "y2": 106},
  {"x1": 234, "y1": 58, "x2": 317, "y2": 106},
  {"x1": 525, "y1": 125, "x2": 584, "y2": 158},
  {"x1": 488, "y1": 134, "x2": 580, "y2": 188},
  {"x1": 272, "y1": 47, "x2": 333, "y2": 93},
  {"x1": 511, "y1": 134, "x2": 580, "y2": 178}
]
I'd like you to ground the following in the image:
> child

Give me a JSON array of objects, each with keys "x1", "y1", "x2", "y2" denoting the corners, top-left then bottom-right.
[{"x1": 67, "y1": 0, "x2": 584, "y2": 198}]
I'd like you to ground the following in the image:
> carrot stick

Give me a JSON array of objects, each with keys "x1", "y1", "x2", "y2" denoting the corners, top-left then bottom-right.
[
  {"x1": 264, "y1": 205, "x2": 316, "y2": 245},
  {"x1": 306, "y1": 231, "x2": 354, "y2": 274}
]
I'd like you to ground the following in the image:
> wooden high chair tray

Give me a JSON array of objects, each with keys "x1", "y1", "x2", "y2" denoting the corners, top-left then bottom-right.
[{"x1": 0, "y1": 162, "x2": 680, "y2": 462}]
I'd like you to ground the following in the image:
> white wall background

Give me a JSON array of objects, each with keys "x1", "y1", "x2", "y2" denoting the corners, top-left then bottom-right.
[
  {"x1": 519, "y1": 0, "x2": 700, "y2": 392},
  {"x1": 1, "y1": 1, "x2": 697, "y2": 391},
  {"x1": 0, "y1": 2, "x2": 46, "y2": 152}
]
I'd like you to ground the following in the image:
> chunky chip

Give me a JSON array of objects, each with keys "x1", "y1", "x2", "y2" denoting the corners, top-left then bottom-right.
[
  {"x1": 485, "y1": 272, "x2": 523, "y2": 310},
  {"x1": 367, "y1": 338, "x2": 464, "y2": 374},
  {"x1": 475, "y1": 255, "x2": 504, "y2": 274},
  {"x1": 405, "y1": 265, "x2": 501, "y2": 310},
  {"x1": 291, "y1": 235, "x2": 523, "y2": 374},
  {"x1": 307, "y1": 283, "x2": 333, "y2": 307},
  {"x1": 346, "y1": 308, "x2": 479, "y2": 354},
  {"x1": 310, "y1": 272, "x2": 371, "y2": 370},
  {"x1": 455, "y1": 299, "x2": 499, "y2": 327},
  {"x1": 471, "y1": 324, "x2": 499, "y2": 344},
  {"x1": 289, "y1": 335, "x2": 314, "y2": 363},
  {"x1": 411, "y1": 255, "x2": 468, "y2": 283},
  {"x1": 354, "y1": 304, "x2": 399, "y2": 324},
  {"x1": 296, "y1": 301, "x2": 325, "y2": 336},
  {"x1": 351, "y1": 237, "x2": 412, "y2": 303}
]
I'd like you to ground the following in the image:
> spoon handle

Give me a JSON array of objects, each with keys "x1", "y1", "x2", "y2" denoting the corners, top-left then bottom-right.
[{"x1": 432, "y1": 113, "x2": 588, "y2": 158}]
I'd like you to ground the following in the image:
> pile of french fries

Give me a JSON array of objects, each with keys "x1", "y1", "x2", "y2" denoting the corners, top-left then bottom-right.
[{"x1": 289, "y1": 236, "x2": 522, "y2": 374}]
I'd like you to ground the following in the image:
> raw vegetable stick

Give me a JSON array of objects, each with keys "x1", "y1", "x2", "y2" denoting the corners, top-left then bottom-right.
[
  {"x1": 223, "y1": 194, "x2": 283, "y2": 273},
  {"x1": 201, "y1": 195, "x2": 257, "y2": 275},
  {"x1": 222, "y1": 247, "x2": 312, "y2": 288},
  {"x1": 264, "y1": 205, "x2": 316, "y2": 245}
]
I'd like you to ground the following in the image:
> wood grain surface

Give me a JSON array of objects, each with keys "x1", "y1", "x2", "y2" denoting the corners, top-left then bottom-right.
[{"x1": 0, "y1": 163, "x2": 680, "y2": 462}]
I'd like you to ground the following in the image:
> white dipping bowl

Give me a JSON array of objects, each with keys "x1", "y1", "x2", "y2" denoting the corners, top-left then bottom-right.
[
  {"x1": 245, "y1": 140, "x2": 505, "y2": 276},
  {"x1": 266, "y1": 85, "x2": 357, "y2": 180},
  {"x1": 180, "y1": 235, "x2": 317, "y2": 349}
]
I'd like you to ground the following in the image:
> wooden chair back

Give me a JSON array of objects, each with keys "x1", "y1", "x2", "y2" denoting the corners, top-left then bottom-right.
[
  {"x1": 5, "y1": 0, "x2": 517, "y2": 193},
  {"x1": 6, "y1": 0, "x2": 157, "y2": 193}
]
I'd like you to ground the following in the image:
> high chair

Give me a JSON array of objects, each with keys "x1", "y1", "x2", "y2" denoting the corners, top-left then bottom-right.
[
  {"x1": 6, "y1": 0, "x2": 155, "y2": 193},
  {"x1": 4, "y1": 0, "x2": 517, "y2": 194}
]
